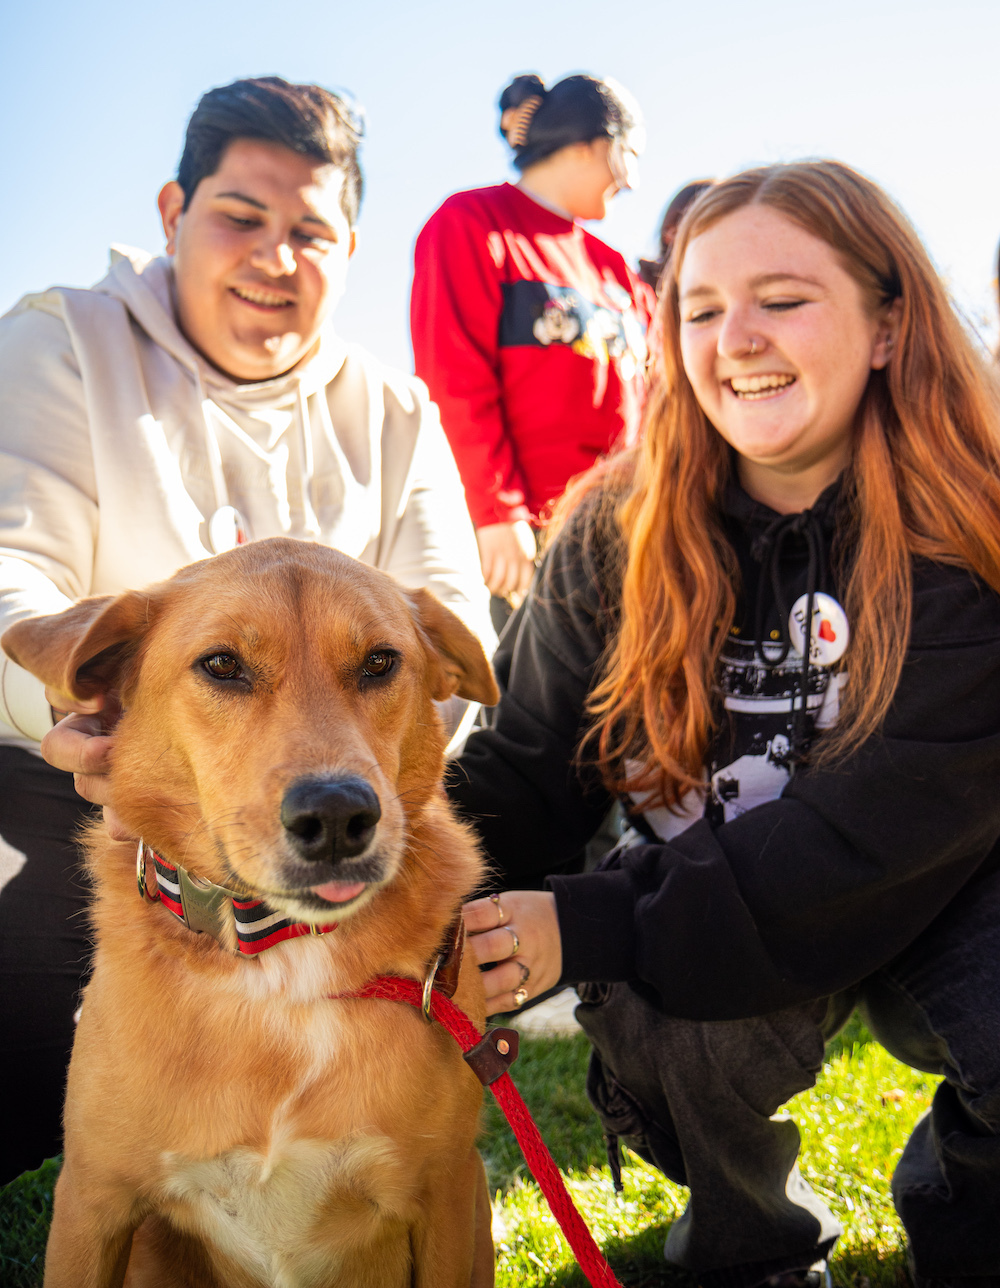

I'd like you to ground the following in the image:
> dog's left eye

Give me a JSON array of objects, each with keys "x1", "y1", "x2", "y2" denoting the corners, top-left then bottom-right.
[
  {"x1": 362, "y1": 651, "x2": 395, "y2": 678},
  {"x1": 202, "y1": 653, "x2": 243, "y2": 680}
]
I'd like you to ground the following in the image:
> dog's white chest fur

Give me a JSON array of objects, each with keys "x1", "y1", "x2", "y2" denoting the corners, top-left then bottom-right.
[{"x1": 160, "y1": 1134, "x2": 407, "y2": 1287}]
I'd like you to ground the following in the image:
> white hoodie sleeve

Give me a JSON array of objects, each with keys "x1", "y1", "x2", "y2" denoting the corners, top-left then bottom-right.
[
  {"x1": 0, "y1": 297, "x2": 99, "y2": 741},
  {"x1": 360, "y1": 369, "x2": 495, "y2": 748},
  {"x1": 374, "y1": 372, "x2": 495, "y2": 652}
]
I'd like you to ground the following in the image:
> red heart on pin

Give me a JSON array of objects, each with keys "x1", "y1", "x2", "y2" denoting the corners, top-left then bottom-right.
[{"x1": 818, "y1": 619, "x2": 836, "y2": 643}]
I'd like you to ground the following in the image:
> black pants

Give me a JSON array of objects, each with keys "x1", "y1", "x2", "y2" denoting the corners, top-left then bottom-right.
[
  {"x1": 0, "y1": 746, "x2": 97, "y2": 1184},
  {"x1": 576, "y1": 863, "x2": 1000, "y2": 1285}
]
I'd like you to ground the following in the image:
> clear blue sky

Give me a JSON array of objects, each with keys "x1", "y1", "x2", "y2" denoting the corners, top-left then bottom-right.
[{"x1": 3, "y1": 0, "x2": 998, "y2": 370}]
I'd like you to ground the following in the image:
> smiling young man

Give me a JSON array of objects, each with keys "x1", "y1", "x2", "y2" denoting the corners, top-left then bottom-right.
[{"x1": 0, "y1": 76, "x2": 491, "y2": 1183}]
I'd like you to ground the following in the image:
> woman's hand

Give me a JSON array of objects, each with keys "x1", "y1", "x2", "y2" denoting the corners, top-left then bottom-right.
[
  {"x1": 463, "y1": 889, "x2": 562, "y2": 1013},
  {"x1": 40, "y1": 689, "x2": 132, "y2": 841},
  {"x1": 475, "y1": 521, "x2": 537, "y2": 601}
]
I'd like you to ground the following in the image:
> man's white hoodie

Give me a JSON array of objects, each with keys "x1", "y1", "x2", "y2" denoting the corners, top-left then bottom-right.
[{"x1": 0, "y1": 247, "x2": 493, "y2": 747}]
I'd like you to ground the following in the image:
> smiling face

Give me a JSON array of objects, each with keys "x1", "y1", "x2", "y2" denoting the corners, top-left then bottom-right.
[
  {"x1": 158, "y1": 139, "x2": 356, "y2": 383},
  {"x1": 677, "y1": 204, "x2": 898, "y2": 513}
]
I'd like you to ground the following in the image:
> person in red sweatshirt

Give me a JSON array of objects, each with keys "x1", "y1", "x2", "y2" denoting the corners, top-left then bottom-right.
[{"x1": 410, "y1": 73, "x2": 653, "y2": 624}]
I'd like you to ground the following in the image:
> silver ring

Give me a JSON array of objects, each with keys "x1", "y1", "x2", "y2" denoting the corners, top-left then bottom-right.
[
  {"x1": 749, "y1": 338, "x2": 759, "y2": 355},
  {"x1": 518, "y1": 960, "x2": 531, "y2": 986},
  {"x1": 508, "y1": 928, "x2": 520, "y2": 957},
  {"x1": 489, "y1": 893, "x2": 506, "y2": 926},
  {"x1": 513, "y1": 987, "x2": 529, "y2": 1007}
]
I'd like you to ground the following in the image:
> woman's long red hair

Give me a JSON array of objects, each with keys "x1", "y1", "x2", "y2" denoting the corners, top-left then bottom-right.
[{"x1": 560, "y1": 161, "x2": 1000, "y2": 809}]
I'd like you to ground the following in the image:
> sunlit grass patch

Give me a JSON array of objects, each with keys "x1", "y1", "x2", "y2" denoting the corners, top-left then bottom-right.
[
  {"x1": 793, "y1": 1042, "x2": 936, "y2": 1288},
  {"x1": 482, "y1": 1027, "x2": 936, "y2": 1287}
]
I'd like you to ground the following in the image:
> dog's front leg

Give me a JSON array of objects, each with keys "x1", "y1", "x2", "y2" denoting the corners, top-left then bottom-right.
[
  {"x1": 410, "y1": 1148, "x2": 495, "y2": 1288},
  {"x1": 44, "y1": 1164, "x2": 140, "y2": 1288},
  {"x1": 470, "y1": 1151, "x2": 495, "y2": 1288}
]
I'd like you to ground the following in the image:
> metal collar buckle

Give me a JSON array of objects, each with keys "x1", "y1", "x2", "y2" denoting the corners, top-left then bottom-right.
[
  {"x1": 176, "y1": 867, "x2": 236, "y2": 940},
  {"x1": 136, "y1": 839, "x2": 235, "y2": 940}
]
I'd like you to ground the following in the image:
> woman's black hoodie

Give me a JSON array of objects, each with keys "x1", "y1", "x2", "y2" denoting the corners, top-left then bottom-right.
[{"x1": 448, "y1": 481, "x2": 1000, "y2": 1020}]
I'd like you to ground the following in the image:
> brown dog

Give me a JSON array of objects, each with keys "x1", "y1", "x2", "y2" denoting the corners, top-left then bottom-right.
[{"x1": 2, "y1": 538, "x2": 500, "y2": 1288}]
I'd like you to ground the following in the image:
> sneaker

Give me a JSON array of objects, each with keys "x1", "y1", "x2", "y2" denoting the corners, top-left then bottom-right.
[
  {"x1": 701, "y1": 1260, "x2": 832, "y2": 1288},
  {"x1": 755, "y1": 1266, "x2": 830, "y2": 1288}
]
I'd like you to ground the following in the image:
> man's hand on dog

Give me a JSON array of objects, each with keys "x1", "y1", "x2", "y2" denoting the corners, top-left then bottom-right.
[
  {"x1": 463, "y1": 890, "x2": 562, "y2": 1013},
  {"x1": 41, "y1": 689, "x2": 132, "y2": 841}
]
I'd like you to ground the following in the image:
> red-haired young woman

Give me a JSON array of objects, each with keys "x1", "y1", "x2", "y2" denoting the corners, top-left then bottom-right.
[{"x1": 454, "y1": 161, "x2": 1000, "y2": 1288}]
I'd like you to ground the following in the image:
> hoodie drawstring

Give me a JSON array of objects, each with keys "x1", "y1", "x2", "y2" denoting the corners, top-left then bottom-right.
[
  {"x1": 751, "y1": 509, "x2": 828, "y2": 759},
  {"x1": 195, "y1": 369, "x2": 230, "y2": 519},
  {"x1": 293, "y1": 383, "x2": 321, "y2": 539}
]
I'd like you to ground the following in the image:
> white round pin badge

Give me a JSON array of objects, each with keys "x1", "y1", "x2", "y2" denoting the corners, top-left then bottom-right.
[
  {"x1": 788, "y1": 592, "x2": 850, "y2": 666},
  {"x1": 208, "y1": 505, "x2": 249, "y2": 554}
]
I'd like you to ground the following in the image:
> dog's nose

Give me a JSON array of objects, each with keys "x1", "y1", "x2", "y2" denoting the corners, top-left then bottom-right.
[{"x1": 280, "y1": 776, "x2": 381, "y2": 862}]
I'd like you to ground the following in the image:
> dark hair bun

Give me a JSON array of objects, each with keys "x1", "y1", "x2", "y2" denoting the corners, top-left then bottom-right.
[
  {"x1": 498, "y1": 74, "x2": 547, "y2": 150},
  {"x1": 499, "y1": 73, "x2": 547, "y2": 114}
]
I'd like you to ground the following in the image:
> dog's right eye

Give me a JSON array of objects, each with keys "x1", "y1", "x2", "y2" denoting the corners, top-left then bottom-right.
[
  {"x1": 362, "y1": 651, "x2": 395, "y2": 678},
  {"x1": 202, "y1": 653, "x2": 243, "y2": 680}
]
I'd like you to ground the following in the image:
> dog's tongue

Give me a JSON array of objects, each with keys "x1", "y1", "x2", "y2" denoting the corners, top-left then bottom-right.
[{"x1": 311, "y1": 880, "x2": 366, "y2": 904}]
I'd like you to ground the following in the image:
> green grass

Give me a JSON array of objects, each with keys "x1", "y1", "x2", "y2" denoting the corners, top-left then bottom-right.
[
  {"x1": 481, "y1": 1016, "x2": 934, "y2": 1288},
  {"x1": 0, "y1": 1157, "x2": 61, "y2": 1288},
  {"x1": 0, "y1": 1017, "x2": 934, "y2": 1288}
]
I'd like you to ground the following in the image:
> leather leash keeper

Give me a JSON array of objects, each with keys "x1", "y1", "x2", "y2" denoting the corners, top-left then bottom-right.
[{"x1": 464, "y1": 1026, "x2": 520, "y2": 1085}]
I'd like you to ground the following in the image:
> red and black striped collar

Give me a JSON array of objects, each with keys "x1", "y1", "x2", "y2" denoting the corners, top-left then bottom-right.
[{"x1": 137, "y1": 841, "x2": 337, "y2": 957}]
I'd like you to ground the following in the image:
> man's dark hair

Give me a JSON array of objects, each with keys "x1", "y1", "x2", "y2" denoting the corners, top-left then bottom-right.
[{"x1": 177, "y1": 76, "x2": 364, "y2": 224}]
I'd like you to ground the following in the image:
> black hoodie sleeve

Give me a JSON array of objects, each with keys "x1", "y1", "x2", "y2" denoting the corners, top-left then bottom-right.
[
  {"x1": 453, "y1": 535, "x2": 1000, "y2": 1020},
  {"x1": 446, "y1": 501, "x2": 615, "y2": 889}
]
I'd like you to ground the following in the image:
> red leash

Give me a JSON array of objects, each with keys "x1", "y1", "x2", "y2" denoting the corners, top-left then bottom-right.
[{"x1": 337, "y1": 975, "x2": 623, "y2": 1288}]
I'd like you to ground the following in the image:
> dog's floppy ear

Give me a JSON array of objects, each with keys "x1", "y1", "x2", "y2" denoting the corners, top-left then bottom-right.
[
  {"x1": 406, "y1": 589, "x2": 500, "y2": 707},
  {"x1": 1, "y1": 590, "x2": 155, "y2": 703}
]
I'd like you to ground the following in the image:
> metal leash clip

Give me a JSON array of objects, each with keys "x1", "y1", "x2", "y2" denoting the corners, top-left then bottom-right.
[
  {"x1": 421, "y1": 953, "x2": 445, "y2": 1023},
  {"x1": 420, "y1": 915, "x2": 467, "y2": 1021}
]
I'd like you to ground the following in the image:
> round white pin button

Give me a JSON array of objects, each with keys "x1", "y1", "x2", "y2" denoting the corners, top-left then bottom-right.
[
  {"x1": 208, "y1": 505, "x2": 249, "y2": 554},
  {"x1": 788, "y1": 592, "x2": 850, "y2": 666}
]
